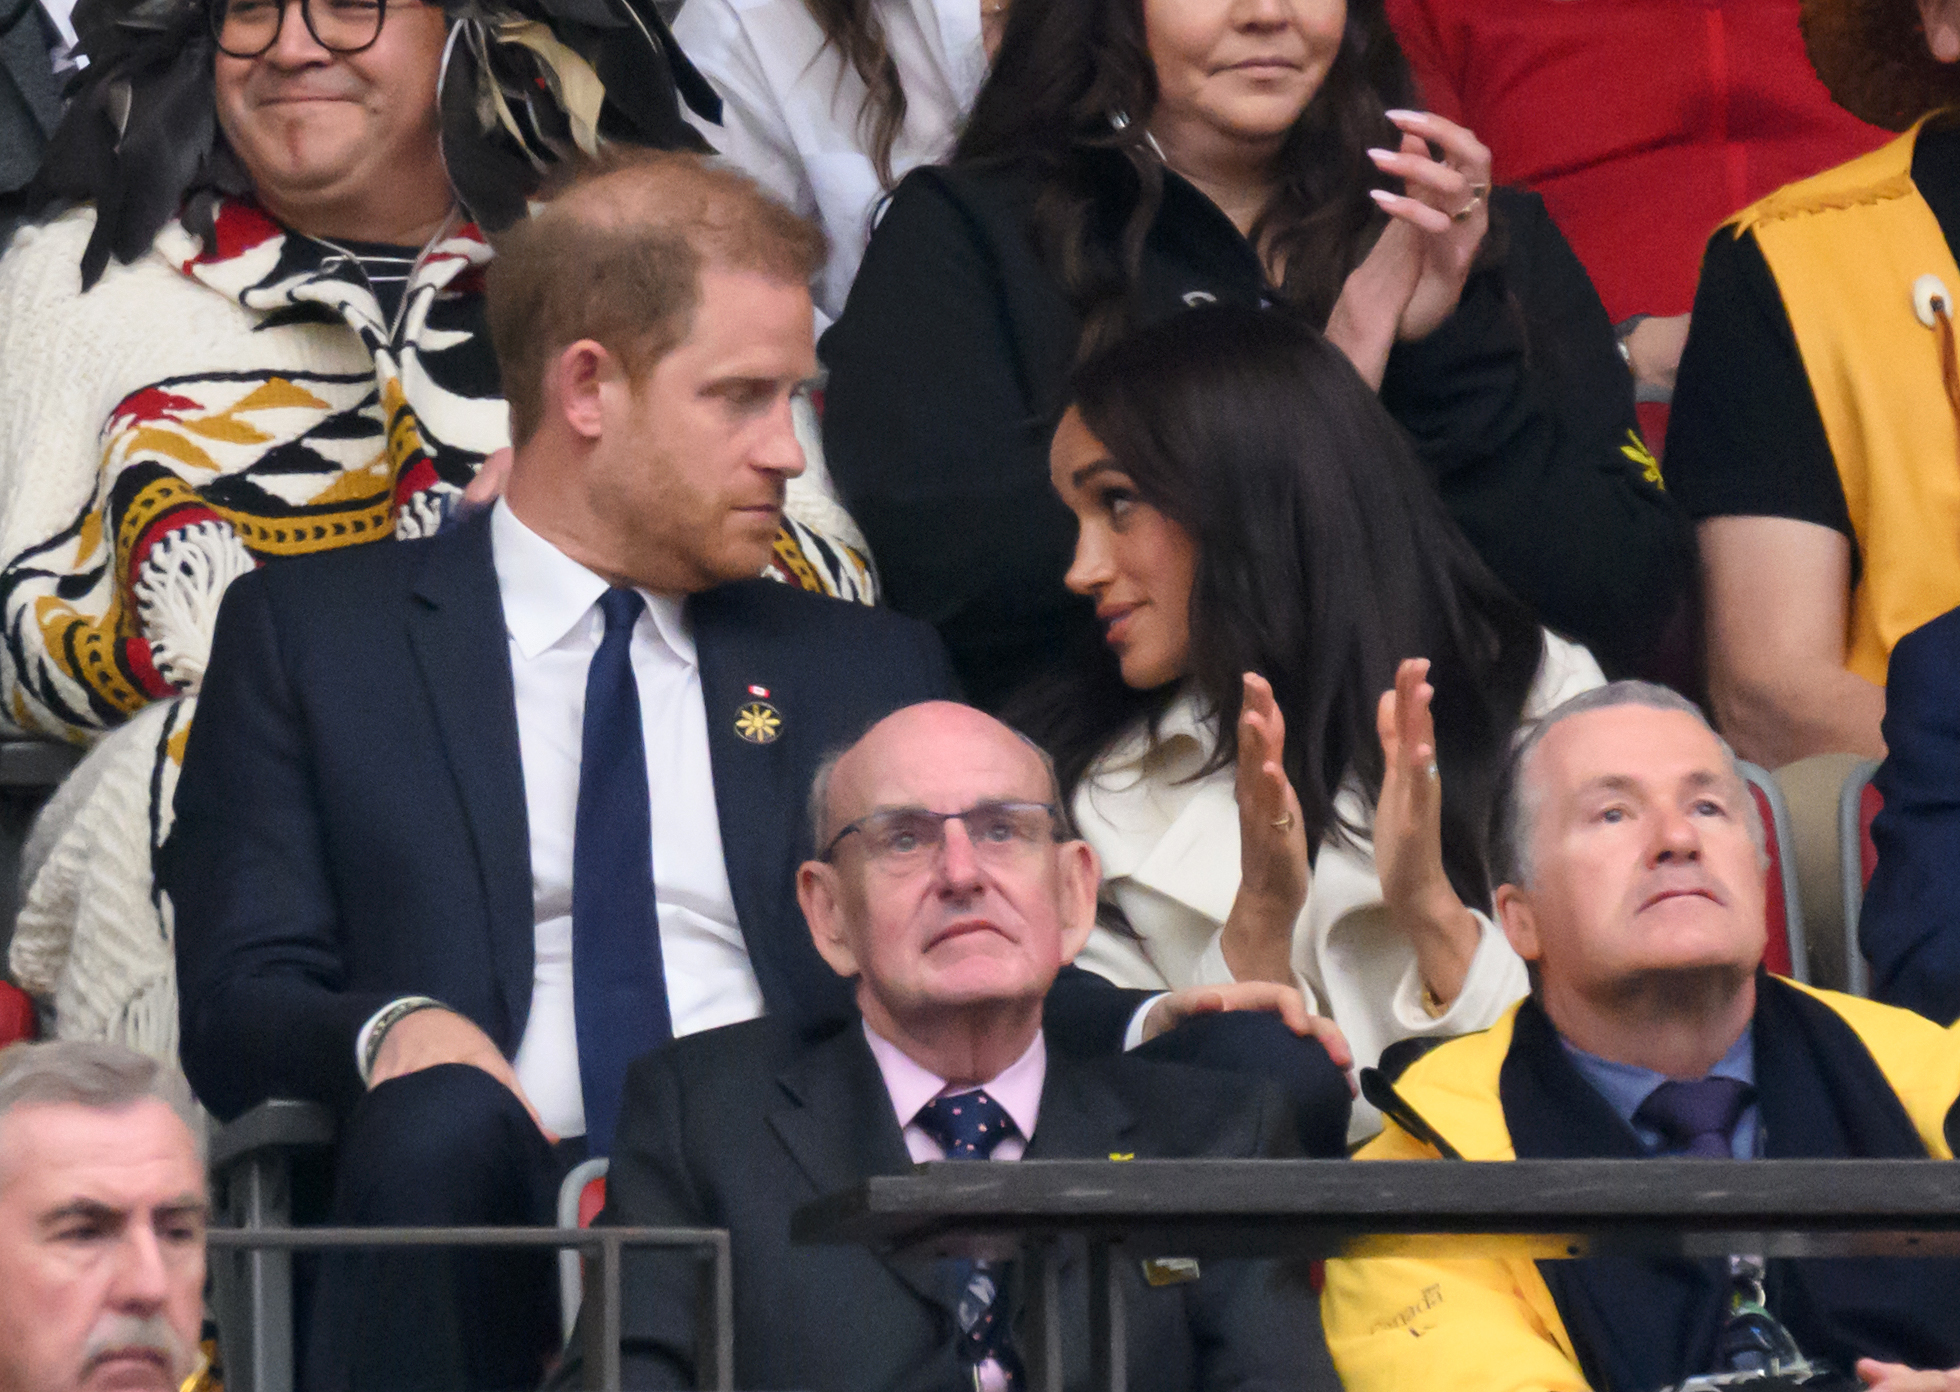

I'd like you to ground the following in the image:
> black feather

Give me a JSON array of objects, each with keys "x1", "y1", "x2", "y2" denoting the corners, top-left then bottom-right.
[
  {"x1": 107, "y1": 36, "x2": 218, "y2": 267},
  {"x1": 593, "y1": 0, "x2": 720, "y2": 126},
  {"x1": 438, "y1": 30, "x2": 538, "y2": 231}
]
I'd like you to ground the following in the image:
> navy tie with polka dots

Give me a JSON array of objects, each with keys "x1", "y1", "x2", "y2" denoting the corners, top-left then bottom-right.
[{"x1": 915, "y1": 1090, "x2": 1023, "y2": 1388}]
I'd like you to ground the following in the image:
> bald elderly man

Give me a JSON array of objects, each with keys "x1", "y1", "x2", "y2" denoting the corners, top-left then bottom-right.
[{"x1": 562, "y1": 701, "x2": 1345, "y2": 1391}]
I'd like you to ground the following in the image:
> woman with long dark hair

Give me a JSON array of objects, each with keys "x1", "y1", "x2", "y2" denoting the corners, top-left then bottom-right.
[
  {"x1": 1034, "y1": 306, "x2": 1601, "y2": 1139},
  {"x1": 820, "y1": 0, "x2": 1689, "y2": 708},
  {"x1": 671, "y1": 0, "x2": 1005, "y2": 325}
]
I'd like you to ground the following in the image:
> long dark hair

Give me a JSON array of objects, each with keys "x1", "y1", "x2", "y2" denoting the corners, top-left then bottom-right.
[
  {"x1": 952, "y1": 0, "x2": 1407, "y2": 353},
  {"x1": 1017, "y1": 306, "x2": 1544, "y2": 911},
  {"x1": 804, "y1": 0, "x2": 909, "y2": 187}
]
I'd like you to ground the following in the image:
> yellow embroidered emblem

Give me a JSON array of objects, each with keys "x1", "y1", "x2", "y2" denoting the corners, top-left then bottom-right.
[
  {"x1": 1621, "y1": 429, "x2": 1664, "y2": 490},
  {"x1": 735, "y1": 701, "x2": 782, "y2": 744}
]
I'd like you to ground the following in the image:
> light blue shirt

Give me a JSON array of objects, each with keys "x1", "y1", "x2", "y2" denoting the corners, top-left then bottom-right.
[{"x1": 1562, "y1": 1027, "x2": 1759, "y2": 1159}]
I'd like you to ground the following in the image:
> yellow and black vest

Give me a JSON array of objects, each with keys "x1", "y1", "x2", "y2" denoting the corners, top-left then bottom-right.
[{"x1": 1732, "y1": 119, "x2": 1960, "y2": 682}]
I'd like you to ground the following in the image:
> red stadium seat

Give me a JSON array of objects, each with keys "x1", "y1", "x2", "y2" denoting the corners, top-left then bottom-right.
[
  {"x1": 578, "y1": 1174, "x2": 608, "y2": 1229},
  {"x1": 1738, "y1": 763, "x2": 1806, "y2": 981},
  {"x1": 0, "y1": 981, "x2": 37, "y2": 1046},
  {"x1": 556, "y1": 1156, "x2": 610, "y2": 1340},
  {"x1": 1840, "y1": 760, "x2": 1883, "y2": 997}
]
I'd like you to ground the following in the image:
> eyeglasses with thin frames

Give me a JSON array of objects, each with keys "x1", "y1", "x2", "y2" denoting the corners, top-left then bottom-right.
[
  {"x1": 819, "y1": 801, "x2": 1063, "y2": 866},
  {"x1": 210, "y1": 0, "x2": 388, "y2": 59}
]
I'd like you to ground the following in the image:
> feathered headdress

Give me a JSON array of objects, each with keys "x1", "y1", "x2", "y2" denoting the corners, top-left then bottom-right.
[
  {"x1": 1801, "y1": 0, "x2": 1960, "y2": 131},
  {"x1": 20, "y1": 0, "x2": 721, "y2": 288},
  {"x1": 437, "y1": 0, "x2": 719, "y2": 231}
]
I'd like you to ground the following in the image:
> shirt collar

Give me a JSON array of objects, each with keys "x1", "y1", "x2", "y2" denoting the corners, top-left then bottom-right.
[
  {"x1": 862, "y1": 1020, "x2": 1046, "y2": 1146},
  {"x1": 490, "y1": 498, "x2": 695, "y2": 666},
  {"x1": 1560, "y1": 1025, "x2": 1755, "y2": 1133}
]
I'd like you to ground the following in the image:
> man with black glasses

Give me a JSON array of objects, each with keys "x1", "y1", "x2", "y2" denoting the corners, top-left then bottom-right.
[
  {"x1": 0, "y1": 0, "x2": 855, "y2": 1094},
  {"x1": 558, "y1": 700, "x2": 1344, "y2": 1391}
]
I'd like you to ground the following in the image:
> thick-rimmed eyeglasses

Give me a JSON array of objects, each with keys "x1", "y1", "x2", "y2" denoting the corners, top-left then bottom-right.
[
  {"x1": 819, "y1": 801, "x2": 1063, "y2": 866},
  {"x1": 210, "y1": 0, "x2": 388, "y2": 58}
]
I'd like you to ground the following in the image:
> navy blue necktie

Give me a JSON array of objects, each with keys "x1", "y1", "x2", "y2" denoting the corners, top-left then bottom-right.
[
  {"x1": 1634, "y1": 1077, "x2": 1754, "y2": 1158},
  {"x1": 915, "y1": 1091, "x2": 1022, "y2": 1388},
  {"x1": 572, "y1": 587, "x2": 670, "y2": 1156}
]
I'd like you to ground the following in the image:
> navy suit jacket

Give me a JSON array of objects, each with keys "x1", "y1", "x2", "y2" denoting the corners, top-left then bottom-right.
[
  {"x1": 552, "y1": 1016, "x2": 1340, "y2": 1392},
  {"x1": 1862, "y1": 603, "x2": 1960, "y2": 1024},
  {"x1": 166, "y1": 510, "x2": 961, "y2": 1121}
]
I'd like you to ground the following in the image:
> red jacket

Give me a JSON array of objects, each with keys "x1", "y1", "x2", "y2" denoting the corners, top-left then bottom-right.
[{"x1": 1387, "y1": 0, "x2": 1891, "y2": 322}]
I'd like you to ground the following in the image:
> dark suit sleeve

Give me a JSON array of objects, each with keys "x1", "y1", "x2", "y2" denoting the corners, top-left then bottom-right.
[
  {"x1": 821, "y1": 170, "x2": 1090, "y2": 710},
  {"x1": 1382, "y1": 189, "x2": 1692, "y2": 676},
  {"x1": 165, "y1": 571, "x2": 395, "y2": 1121},
  {"x1": 1186, "y1": 1084, "x2": 1343, "y2": 1392},
  {"x1": 1042, "y1": 965, "x2": 1158, "y2": 1058},
  {"x1": 552, "y1": 1052, "x2": 703, "y2": 1391},
  {"x1": 1862, "y1": 609, "x2": 1960, "y2": 1024}
]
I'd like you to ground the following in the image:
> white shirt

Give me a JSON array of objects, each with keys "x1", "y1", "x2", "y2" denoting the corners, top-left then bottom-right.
[
  {"x1": 673, "y1": 0, "x2": 987, "y2": 326},
  {"x1": 35, "y1": 0, "x2": 82, "y2": 73},
  {"x1": 358, "y1": 501, "x2": 767, "y2": 1138},
  {"x1": 1070, "y1": 632, "x2": 1606, "y2": 1143}
]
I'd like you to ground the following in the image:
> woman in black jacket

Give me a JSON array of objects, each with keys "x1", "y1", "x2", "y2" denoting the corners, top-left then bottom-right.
[{"x1": 820, "y1": 0, "x2": 1689, "y2": 709}]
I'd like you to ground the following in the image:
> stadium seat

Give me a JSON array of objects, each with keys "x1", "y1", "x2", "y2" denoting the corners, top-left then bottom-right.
[
  {"x1": 0, "y1": 980, "x2": 36, "y2": 1046},
  {"x1": 208, "y1": 1099, "x2": 335, "y2": 1392},
  {"x1": 557, "y1": 1156, "x2": 610, "y2": 1340},
  {"x1": 1840, "y1": 759, "x2": 1883, "y2": 998},
  {"x1": 1739, "y1": 762, "x2": 1807, "y2": 981}
]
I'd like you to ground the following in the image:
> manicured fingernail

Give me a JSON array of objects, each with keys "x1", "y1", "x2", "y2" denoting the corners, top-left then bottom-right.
[
  {"x1": 1384, "y1": 108, "x2": 1422, "y2": 121},
  {"x1": 1369, "y1": 188, "x2": 1397, "y2": 205},
  {"x1": 1366, "y1": 147, "x2": 1395, "y2": 162}
]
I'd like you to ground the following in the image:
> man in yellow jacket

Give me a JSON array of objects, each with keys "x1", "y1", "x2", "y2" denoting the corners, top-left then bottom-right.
[{"x1": 1321, "y1": 680, "x2": 1960, "y2": 1392}]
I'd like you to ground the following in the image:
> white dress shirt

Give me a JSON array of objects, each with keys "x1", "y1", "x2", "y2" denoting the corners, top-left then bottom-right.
[
  {"x1": 672, "y1": 0, "x2": 987, "y2": 326},
  {"x1": 1070, "y1": 632, "x2": 1606, "y2": 1142},
  {"x1": 359, "y1": 502, "x2": 768, "y2": 1139}
]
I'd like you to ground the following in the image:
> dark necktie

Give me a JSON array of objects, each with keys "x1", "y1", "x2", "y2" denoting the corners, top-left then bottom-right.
[
  {"x1": 915, "y1": 1090, "x2": 1023, "y2": 1389},
  {"x1": 572, "y1": 587, "x2": 670, "y2": 1157},
  {"x1": 1633, "y1": 1077, "x2": 1755, "y2": 1158}
]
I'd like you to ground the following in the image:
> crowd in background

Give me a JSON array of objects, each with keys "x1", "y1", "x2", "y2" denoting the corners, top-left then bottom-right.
[{"x1": 9, "y1": 0, "x2": 1960, "y2": 1387}]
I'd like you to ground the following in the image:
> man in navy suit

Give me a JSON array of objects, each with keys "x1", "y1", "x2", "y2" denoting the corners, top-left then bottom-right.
[
  {"x1": 164, "y1": 149, "x2": 966, "y2": 1390},
  {"x1": 166, "y1": 148, "x2": 1348, "y2": 1389},
  {"x1": 1860, "y1": 603, "x2": 1960, "y2": 1025}
]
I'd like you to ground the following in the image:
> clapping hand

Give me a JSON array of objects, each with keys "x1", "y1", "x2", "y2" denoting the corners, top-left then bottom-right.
[
  {"x1": 1219, "y1": 673, "x2": 1310, "y2": 986},
  {"x1": 1325, "y1": 110, "x2": 1492, "y2": 388},
  {"x1": 1374, "y1": 658, "x2": 1479, "y2": 1010}
]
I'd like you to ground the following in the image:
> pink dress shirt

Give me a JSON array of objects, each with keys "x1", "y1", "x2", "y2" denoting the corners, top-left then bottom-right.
[{"x1": 862, "y1": 1022, "x2": 1047, "y2": 1391}]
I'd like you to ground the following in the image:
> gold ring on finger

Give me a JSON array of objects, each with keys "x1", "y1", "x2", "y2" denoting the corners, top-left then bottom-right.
[
  {"x1": 1450, "y1": 190, "x2": 1486, "y2": 223},
  {"x1": 1271, "y1": 813, "x2": 1294, "y2": 831}
]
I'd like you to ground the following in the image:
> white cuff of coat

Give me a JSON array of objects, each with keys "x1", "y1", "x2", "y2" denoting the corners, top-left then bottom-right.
[
  {"x1": 1196, "y1": 928, "x2": 1318, "y2": 1011},
  {"x1": 1123, "y1": 995, "x2": 1171, "y2": 1051},
  {"x1": 1388, "y1": 910, "x2": 1531, "y2": 1034}
]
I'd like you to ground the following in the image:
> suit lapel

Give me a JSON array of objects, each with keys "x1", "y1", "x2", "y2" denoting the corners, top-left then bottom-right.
[
  {"x1": 767, "y1": 1023, "x2": 951, "y2": 1312},
  {"x1": 690, "y1": 583, "x2": 853, "y2": 1024},
  {"x1": 404, "y1": 511, "x2": 534, "y2": 1048},
  {"x1": 1021, "y1": 1054, "x2": 1137, "y2": 1163}
]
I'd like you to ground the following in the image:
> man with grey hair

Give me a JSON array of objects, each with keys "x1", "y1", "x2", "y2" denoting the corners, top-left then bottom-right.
[
  {"x1": 1323, "y1": 681, "x2": 1960, "y2": 1392},
  {"x1": 0, "y1": 1041, "x2": 207, "y2": 1392}
]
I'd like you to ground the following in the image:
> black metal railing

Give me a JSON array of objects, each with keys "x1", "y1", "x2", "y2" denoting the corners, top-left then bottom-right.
[{"x1": 206, "y1": 1225, "x2": 732, "y2": 1391}]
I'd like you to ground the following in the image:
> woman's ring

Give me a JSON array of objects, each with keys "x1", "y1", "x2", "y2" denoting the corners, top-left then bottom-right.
[
  {"x1": 1451, "y1": 183, "x2": 1490, "y2": 223},
  {"x1": 1271, "y1": 813, "x2": 1294, "y2": 831}
]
